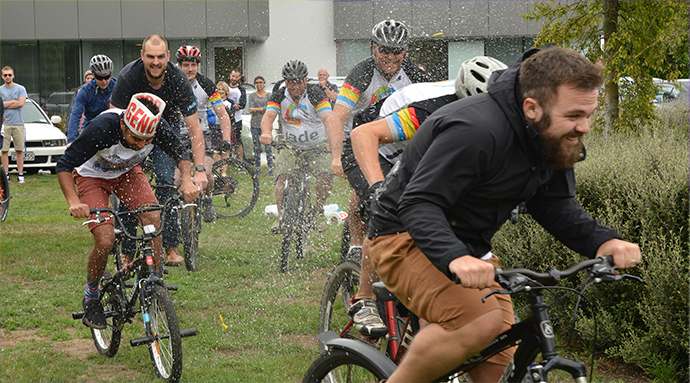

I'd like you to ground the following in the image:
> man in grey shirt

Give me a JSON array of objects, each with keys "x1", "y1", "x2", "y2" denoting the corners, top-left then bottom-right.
[{"x1": 1, "y1": 66, "x2": 28, "y2": 183}]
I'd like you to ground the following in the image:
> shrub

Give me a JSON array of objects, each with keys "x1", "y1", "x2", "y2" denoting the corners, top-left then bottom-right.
[{"x1": 493, "y1": 126, "x2": 688, "y2": 379}]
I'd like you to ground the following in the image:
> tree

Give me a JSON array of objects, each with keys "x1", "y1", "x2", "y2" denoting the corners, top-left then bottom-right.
[{"x1": 523, "y1": 0, "x2": 689, "y2": 134}]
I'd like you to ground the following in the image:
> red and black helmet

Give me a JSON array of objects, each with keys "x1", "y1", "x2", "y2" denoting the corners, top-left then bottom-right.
[{"x1": 176, "y1": 45, "x2": 201, "y2": 63}]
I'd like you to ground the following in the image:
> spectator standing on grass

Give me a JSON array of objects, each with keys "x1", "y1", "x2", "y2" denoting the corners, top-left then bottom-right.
[
  {"x1": 67, "y1": 55, "x2": 116, "y2": 144},
  {"x1": 317, "y1": 68, "x2": 339, "y2": 106},
  {"x1": 227, "y1": 68, "x2": 246, "y2": 161},
  {"x1": 1, "y1": 66, "x2": 28, "y2": 183},
  {"x1": 110, "y1": 34, "x2": 208, "y2": 267},
  {"x1": 247, "y1": 75, "x2": 274, "y2": 176}
]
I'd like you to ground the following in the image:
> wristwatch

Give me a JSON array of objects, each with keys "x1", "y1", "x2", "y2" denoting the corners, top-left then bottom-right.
[{"x1": 195, "y1": 164, "x2": 206, "y2": 172}]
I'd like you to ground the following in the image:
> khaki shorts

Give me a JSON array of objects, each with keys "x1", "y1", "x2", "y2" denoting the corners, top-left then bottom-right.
[
  {"x1": 367, "y1": 232, "x2": 516, "y2": 365},
  {"x1": 1, "y1": 124, "x2": 25, "y2": 151},
  {"x1": 74, "y1": 165, "x2": 158, "y2": 231},
  {"x1": 274, "y1": 141, "x2": 332, "y2": 178}
]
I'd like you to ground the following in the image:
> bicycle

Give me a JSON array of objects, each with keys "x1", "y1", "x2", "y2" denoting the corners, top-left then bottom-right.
[
  {"x1": 71, "y1": 189, "x2": 198, "y2": 383},
  {"x1": 0, "y1": 167, "x2": 10, "y2": 222},
  {"x1": 271, "y1": 140, "x2": 330, "y2": 273},
  {"x1": 305, "y1": 255, "x2": 643, "y2": 383},
  {"x1": 209, "y1": 140, "x2": 260, "y2": 219}
]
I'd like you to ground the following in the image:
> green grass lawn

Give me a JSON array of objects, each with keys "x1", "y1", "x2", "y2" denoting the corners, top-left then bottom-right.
[{"x1": 1, "y1": 171, "x2": 352, "y2": 382}]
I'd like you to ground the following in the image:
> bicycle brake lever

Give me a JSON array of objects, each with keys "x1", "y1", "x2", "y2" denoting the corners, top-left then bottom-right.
[
  {"x1": 182, "y1": 203, "x2": 198, "y2": 209},
  {"x1": 82, "y1": 216, "x2": 111, "y2": 226},
  {"x1": 482, "y1": 289, "x2": 512, "y2": 302}
]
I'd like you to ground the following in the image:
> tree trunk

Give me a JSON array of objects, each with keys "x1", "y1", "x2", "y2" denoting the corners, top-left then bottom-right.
[{"x1": 602, "y1": 0, "x2": 619, "y2": 136}]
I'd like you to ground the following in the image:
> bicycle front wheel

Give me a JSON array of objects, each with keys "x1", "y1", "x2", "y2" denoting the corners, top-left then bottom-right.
[
  {"x1": 91, "y1": 270, "x2": 122, "y2": 357},
  {"x1": 210, "y1": 158, "x2": 260, "y2": 218},
  {"x1": 145, "y1": 285, "x2": 182, "y2": 383},
  {"x1": 319, "y1": 261, "x2": 371, "y2": 351},
  {"x1": 180, "y1": 205, "x2": 200, "y2": 272},
  {"x1": 294, "y1": 187, "x2": 310, "y2": 260},
  {"x1": 280, "y1": 185, "x2": 298, "y2": 273},
  {"x1": 0, "y1": 167, "x2": 9, "y2": 222},
  {"x1": 303, "y1": 349, "x2": 390, "y2": 383}
]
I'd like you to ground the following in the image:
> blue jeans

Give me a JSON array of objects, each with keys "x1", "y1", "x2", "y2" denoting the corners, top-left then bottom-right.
[
  {"x1": 250, "y1": 127, "x2": 274, "y2": 171},
  {"x1": 121, "y1": 129, "x2": 181, "y2": 254}
]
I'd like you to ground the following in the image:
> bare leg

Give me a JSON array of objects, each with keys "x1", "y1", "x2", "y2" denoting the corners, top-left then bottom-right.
[
  {"x1": 387, "y1": 310, "x2": 504, "y2": 383},
  {"x1": 87, "y1": 225, "x2": 116, "y2": 283},
  {"x1": 16, "y1": 150, "x2": 23, "y2": 174},
  {"x1": 354, "y1": 238, "x2": 380, "y2": 300},
  {"x1": 1, "y1": 151, "x2": 8, "y2": 174},
  {"x1": 313, "y1": 172, "x2": 333, "y2": 213},
  {"x1": 275, "y1": 174, "x2": 286, "y2": 215},
  {"x1": 346, "y1": 190, "x2": 366, "y2": 247}
]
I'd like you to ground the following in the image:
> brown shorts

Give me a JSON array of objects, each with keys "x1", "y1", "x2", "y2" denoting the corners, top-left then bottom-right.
[
  {"x1": 367, "y1": 232, "x2": 516, "y2": 365},
  {"x1": 74, "y1": 165, "x2": 158, "y2": 231}
]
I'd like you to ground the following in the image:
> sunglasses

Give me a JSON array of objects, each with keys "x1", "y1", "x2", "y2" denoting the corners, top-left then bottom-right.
[
  {"x1": 377, "y1": 45, "x2": 405, "y2": 56},
  {"x1": 95, "y1": 73, "x2": 111, "y2": 81},
  {"x1": 2, "y1": 74, "x2": 13, "y2": 77}
]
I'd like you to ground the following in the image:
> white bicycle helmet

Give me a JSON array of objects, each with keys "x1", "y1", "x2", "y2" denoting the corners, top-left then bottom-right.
[
  {"x1": 455, "y1": 56, "x2": 507, "y2": 98},
  {"x1": 371, "y1": 19, "x2": 409, "y2": 48},
  {"x1": 90, "y1": 54, "x2": 114, "y2": 75}
]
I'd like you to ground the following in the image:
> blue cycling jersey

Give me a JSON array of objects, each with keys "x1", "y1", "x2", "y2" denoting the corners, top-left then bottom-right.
[{"x1": 66, "y1": 78, "x2": 116, "y2": 143}]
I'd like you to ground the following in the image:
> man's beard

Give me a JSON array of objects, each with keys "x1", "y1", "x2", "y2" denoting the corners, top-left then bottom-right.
[
  {"x1": 533, "y1": 113, "x2": 584, "y2": 169},
  {"x1": 145, "y1": 65, "x2": 166, "y2": 81}
]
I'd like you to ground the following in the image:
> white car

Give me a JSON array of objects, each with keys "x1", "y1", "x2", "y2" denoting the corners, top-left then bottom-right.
[{"x1": 5, "y1": 99, "x2": 66, "y2": 174}]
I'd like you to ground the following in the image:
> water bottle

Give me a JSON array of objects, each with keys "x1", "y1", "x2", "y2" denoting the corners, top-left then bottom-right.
[
  {"x1": 323, "y1": 204, "x2": 347, "y2": 224},
  {"x1": 264, "y1": 204, "x2": 279, "y2": 219}
]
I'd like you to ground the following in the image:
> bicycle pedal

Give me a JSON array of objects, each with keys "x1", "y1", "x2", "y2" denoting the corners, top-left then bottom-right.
[
  {"x1": 71, "y1": 311, "x2": 85, "y2": 320},
  {"x1": 180, "y1": 328, "x2": 197, "y2": 338},
  {"x1": 166, "y1": 284, "x2": 179, "y2": 291}
]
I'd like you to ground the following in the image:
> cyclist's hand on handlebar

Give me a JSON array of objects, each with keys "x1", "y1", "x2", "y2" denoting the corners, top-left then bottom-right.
[
  {"x1": 449, "y1": 255, "x2": 495, "y2": 289},
  {"x1": 179, "y1": 179, "x2": 200, "y2": 203},
  {"x1": 259, "y1": 132, "x2": 273, "y2": 145},
  {"x1": 596, "y1": 238, "x2": 641, "y2": 269},
  {"x1": 69, "y1": 203, "x2": 91, "y2": 219},
  {"x1": 193, "y1": 171, "x2": 208, "y2": 191}
]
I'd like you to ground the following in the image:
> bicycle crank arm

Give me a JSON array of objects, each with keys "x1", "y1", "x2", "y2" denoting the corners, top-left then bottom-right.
[{"x1": 130, "y1": 328, "x2": 197, "y2": 347}]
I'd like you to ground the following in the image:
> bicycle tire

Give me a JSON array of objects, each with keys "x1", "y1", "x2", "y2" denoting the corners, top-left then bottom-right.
[
  {"x1": 145, "y1": 284, "x2": 183, "y2": 383},
  {"x1": 280, "y1": 185, "x2": 298, "y2": 273},
  {"x1": 319, "y1": 261, "x2": 370, "y2": 352},
  {"x1": 210, "y1": 157, "x2": 260, "y2": 218},
  {"x1": 338, "y1": 220, "x2": 350, "y2": 263},
  {"x1": 180, "y1": 205, "x2": 199, "y2": 272},
  {"x1": 302, "y1": 348, "x2": 389, "y2": 383},
  {"x1": 0, "y1": 167, "x2": 9, "y2": 222},
  {"x1": 90, "y1": 270, "x2": 122, "y2": 357},
  {"x1": 294, "y1": 187, "x2": 310, "y2": 260}
]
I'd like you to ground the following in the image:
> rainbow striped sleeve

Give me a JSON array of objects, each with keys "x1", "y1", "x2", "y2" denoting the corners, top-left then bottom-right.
[
  {"x1": 208, "y1": 90, "x2": 223, "y2": 107},
  {"x1": 335, "y1": 83, "x2": 361, "y2": 110},
  {"x1": 385, "y1": 107, "x2": 421, "y2": 142},
  {"x1": 266, "y1": 101, "x2": 281, "y2": 114},
  {"x1": 315, "y1": 99, "x2": 332, "y2": 115}
]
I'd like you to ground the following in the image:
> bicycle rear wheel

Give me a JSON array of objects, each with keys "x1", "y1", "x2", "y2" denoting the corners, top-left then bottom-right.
[
  {"x1": 210, "y1": 158, "x2": 260, "y2": 218},
  {"x1": 294, "y1": 188, "x2": 310, "y2": 260},
  {"x1": 180, "y1": 205, "x2": 200, "y2": 272},
  {"x1": 303, "y1": 349, "x2": 389, "y2": 383},
  {"x1": 91, "y1": 270, "x2": 122, "y2": 357},
  {"x1": 0, "y1": 167, "x2": 9, "y2": 222},
  {"x1": 280, "y1": 185, "x2": 298, "y2": 273},
  {"x1": 145, "y1": 284, "x2": 182, "y2": 383},
  {"x1": 318, "y1": 261, "x2": 376, "y2": 352}
]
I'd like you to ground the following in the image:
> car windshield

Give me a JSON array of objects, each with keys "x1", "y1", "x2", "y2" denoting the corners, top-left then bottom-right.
[{"x1": 21, "y1": 101, "x2": 50, "y2": 124}]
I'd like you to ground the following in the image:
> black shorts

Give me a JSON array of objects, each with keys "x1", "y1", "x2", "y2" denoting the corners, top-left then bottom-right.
[
  {"x1": 341, "y1": 134, "x2": 393, "y2": 203},
  {"x1": 232, "y1": 120, "x2": 243, "y2": 147}
]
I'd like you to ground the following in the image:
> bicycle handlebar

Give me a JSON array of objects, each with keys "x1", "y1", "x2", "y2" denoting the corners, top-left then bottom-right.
[{"x1": 270, "y1": 140, "x2": 329, "y2": 155}]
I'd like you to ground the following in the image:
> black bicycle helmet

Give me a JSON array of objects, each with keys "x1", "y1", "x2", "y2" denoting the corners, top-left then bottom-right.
[
  {"x1": 89, "y1": 54, "x2": 114, "y2": 75},
  {"x1": 371, "y1": 19, "x2": 409, "y2": 48},
  {"x1": 282, "y1": 60, "x2": 309, "y2": 80},
  {"x1": 176, "y1": 45, "x2": 202, "y2": 63}
]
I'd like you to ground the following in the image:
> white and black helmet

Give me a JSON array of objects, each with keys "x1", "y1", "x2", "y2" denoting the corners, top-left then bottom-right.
[
  {"x1": 282, "y1": 60, "x2": 309, "y2": 80},
  {"x1": 455, "y1": 56, "x2": 507, "y2": 98},
  {"x1": 371, "y1": 19, "x2": 409, "y2": 48},
  {"x1": 90, "y1": 54, "x2": 114, "y2": 76}
]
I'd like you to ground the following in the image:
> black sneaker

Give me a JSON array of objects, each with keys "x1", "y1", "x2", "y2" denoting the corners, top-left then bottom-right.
[{"x1": 82, "y1": 298, "x2": 107, "y2": 330}]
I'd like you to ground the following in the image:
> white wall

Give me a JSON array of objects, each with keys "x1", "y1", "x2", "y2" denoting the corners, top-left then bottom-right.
[{"x1": 245, "y1": 1, "x2": 337, "y2": 86}]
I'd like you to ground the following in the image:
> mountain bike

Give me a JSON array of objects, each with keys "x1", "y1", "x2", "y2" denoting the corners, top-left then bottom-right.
[
  {"x1": 271, "y1": 140, "x2": 329, "y2": 273},
  {"x1": 71, "y1": 190, "x2": 198, "y2": 383},
  {"x1": 0, "y1": 167, "x2": 10, "y2": 222},
  {"x1": 209, "y1": 140, "x2": 260, "y2": 219},
  {"x1": 304, "y1": 255, "x2": 643, "y2": 383}
]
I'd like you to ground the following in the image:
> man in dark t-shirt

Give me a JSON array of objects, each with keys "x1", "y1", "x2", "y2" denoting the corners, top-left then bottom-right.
[{"x1": 110, "y1": 34, "x2": 207, "y2": 266}]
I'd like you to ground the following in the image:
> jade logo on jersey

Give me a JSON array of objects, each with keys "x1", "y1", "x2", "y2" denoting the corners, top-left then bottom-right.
[{"x1": 285, "y1": 129, "x2": 320, "y2": 144}]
